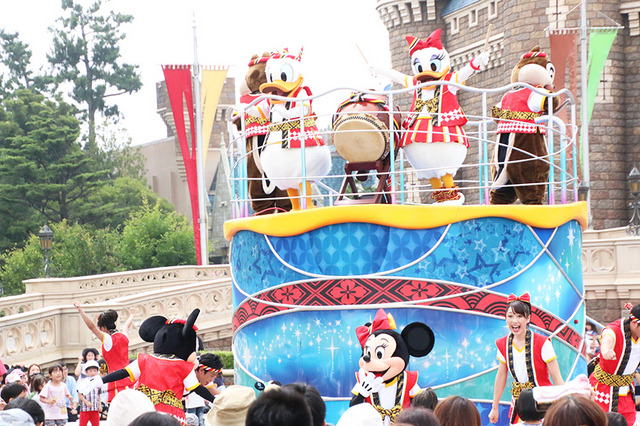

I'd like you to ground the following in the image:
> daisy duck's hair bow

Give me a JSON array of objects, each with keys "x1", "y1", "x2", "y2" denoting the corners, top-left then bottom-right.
[
  {"x1": 355, "y1": 309, "x2": 397, "y2": 347},
  {"x1": 406, "y1": 29, "x2": 444, "y2": 56},
  {"x1": 507, "y1": 292, "x2": 531, "y2": 304}
]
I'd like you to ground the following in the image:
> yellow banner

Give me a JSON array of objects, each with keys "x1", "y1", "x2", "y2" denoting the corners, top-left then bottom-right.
[{"x1": 201, "y1": 67, "x2": 228, "y2": 163}]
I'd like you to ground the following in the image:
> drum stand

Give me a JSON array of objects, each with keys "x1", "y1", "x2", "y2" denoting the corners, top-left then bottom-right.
[{"x1": 335, "y1": 160, "x2": 391, "y2": 205}]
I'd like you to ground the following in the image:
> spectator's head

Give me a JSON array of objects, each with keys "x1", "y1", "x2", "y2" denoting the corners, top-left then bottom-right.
[
  {"x1": 27, "y1": 364, "x2": 41, "y2": 378},
  {"x1": 543, "y1": 395, "x2": 606, "y2": 426},
  {"x1": 606, "y1": 412, "x2": 629, "y2": 426},
  {"x1": 336, "y1": 403, "x2": 383, "y2": 426},
  {"x1": 412, "y1": 387, "x2": 438, "y2": 411},
  {"x1": 5, "y1": 397, "x2": 45, "y2": 426},
  {"x1": 283, "y1": 383, "x2": 326, "y2": 426},
  {"x1": 30, "y1": 374, "x2": 47, "y2": 394},
  {"x1": 1, "y1": 382, "x2": 27, "y2": 402},
  {"x1": 83, "y1": 360, "x2": 100, "y2": 377},
  {"x1": 105, "y1": 389, "x2": 156, "y2": 426},
  {"x1": 0, "y1": 408, "x2": 36, "y2": 426},
  {"x1": 82, "y1": 347, "x2": 100, "y2": 362},
  {"x1": 585, "y1": 321, "x2": 596, "y2": 332},
  {"x1": 98, "y1": 359, "x2": 108, "y2": 376},
  {"x1": 98, "y1": 309, "x2": 119, "y2": 332},
  {"x1": 628, "y1": 303, "x2": 640, "y2": 339},
  {"x1": 394, "y1": 407, "x2": 441, "y2": 426},
  {"x1": 514, "y1": 388, "x2": 545, "y2": 423},
  {"x1": 434, "y1": 396, "x2": 481, "y2": 426},
  {"x1": 5, "y1": 368, "x2": 26, "y2": 384},
  {"x1": 245, "y1": 386, "x2": 312, "y2": 426},
  {"x1": 206, "y1": 385, "x2": 256, "y2": 426},
  {"x1": 195, "y1": 353, "x2": 223, "y2": 385},
  {"x1": 128, "y1": 411, "x2": 181, "y2": 425}
]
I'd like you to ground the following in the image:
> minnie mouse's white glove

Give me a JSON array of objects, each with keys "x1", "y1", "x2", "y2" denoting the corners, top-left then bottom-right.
[{"x1": 354, "y1": 368, "x2": 384, "y2": 398}]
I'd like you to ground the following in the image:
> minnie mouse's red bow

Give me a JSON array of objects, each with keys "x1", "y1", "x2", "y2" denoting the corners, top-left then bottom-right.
[
  {"x1": 507, "y1": 292, "x2": 530, "y2": 304},
  {"x1": 355, "y1": 309, "x2": 396, "y2": 347}
]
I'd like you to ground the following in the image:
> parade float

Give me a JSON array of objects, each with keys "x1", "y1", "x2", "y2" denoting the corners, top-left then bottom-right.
[{"x1": 223, "y1": 44, "x2": 587, "y2": 425}]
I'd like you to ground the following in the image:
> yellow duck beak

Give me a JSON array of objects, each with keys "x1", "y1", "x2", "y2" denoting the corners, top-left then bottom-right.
[
  {"x1": 260, "y1": 75, "x2": 304, "y2": 101},
  {"x1": 415, "y1": 67, "x2": 450, "y2": 88}
]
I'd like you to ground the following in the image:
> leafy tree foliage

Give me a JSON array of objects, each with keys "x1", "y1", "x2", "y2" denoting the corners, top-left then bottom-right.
[
  {"x1": 115, "y1": 202, "x2": 196, "y2": 270},
  {"x1": 0, "y1": 89, "x2": 108, "y2": 227},
  {"x1": 48, "y1": 0, "x2": 142, "y2": 149}
]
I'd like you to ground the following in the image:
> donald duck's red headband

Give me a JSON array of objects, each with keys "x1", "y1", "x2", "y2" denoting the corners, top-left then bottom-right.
[
  {"x1": 270, "y1": 47, "x2": 303, "y2": 62},
  {"x1": 355, "y1": 309, "x2": 397, "y2": 347},
  {"x1": 406, "y1": 29, "x2": 444, "y2": 56}
]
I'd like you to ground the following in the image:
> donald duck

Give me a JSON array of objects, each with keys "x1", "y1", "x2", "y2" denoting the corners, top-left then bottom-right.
[{"x1": 258, "y1": 48, "x2": 331, "y2": 210}]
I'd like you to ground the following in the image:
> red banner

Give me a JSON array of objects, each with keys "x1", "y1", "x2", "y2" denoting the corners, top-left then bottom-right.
[
  {"x1": 162, "y1": 65, "x2": 201, "y2": 264},
  {"x1": 549, "y1": 31, "x2": 578, "y2": 102}
]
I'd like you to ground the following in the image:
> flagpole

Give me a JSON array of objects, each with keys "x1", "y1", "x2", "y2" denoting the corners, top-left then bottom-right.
[
  {"x1": 193, "y1": 12, "x2": 209, "y2": 265},
  {"x1": 580, "y1": 0, "x2": 592, "y2": 226}
]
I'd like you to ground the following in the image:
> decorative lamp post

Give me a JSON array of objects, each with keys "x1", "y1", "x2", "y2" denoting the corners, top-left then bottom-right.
[
  {"x1": 578, "y1": 181, "x2": 589, "y2": 202},
  {"x1": 38, "y1": 224, "x2": 54, "y2": 278},
  {"x1": 628, "y1": 167, "x2": 640, "y2": 236}
]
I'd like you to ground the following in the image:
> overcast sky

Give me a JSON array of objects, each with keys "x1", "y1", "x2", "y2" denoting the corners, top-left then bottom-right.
[{"x1": 2, "y1": 0, "x2": 392, "y2": 145}]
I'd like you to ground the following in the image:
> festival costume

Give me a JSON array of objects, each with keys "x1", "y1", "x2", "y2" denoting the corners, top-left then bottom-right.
[
  {"x1": 495, "y1": 330, "x2": 556, "y2": 424},
  {"x1": 401, "y1": 74, "x2": 469, "y2": 148},
  {"x1": 352, "y1": 370, "x2": 420, "y2": 426},
  {"x1": 266, "y1": 86, "x2": 324, "y2": 149},
  {"x1": 588, "y1": 318, "x2": 640, "y2": 426},
  {"x1": 126, "y1": 353, "x2": 200, "y2": 426},
  {"x1": 102, "y1": 332, "x2": 134, "y2": 402}
]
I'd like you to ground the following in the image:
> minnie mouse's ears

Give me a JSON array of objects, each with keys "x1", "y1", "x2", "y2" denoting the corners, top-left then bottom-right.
[
  {"x1": 183, "y1": 309, "x2": 200, "y2": 338},
  {"x1": 401, "y1": 322, "x2": 435, "y2": 357},
  {"x1": 139, "y1": 315, "x2": 167, "y2": 343}
]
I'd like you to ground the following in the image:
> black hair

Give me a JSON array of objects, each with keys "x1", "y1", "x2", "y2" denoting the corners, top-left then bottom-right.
[
  {"x1": 5, "y1": 397, "x2": 45, "y2": 424},
  {"x1": 197, "y1": 353, "x2": 223, "y2": 371},
  {"x1": 507, "y1": 300, "x2": 531, "y2": 318},
  {"x1": 48, "y1": 364, "x2": 63, "y2": 375},
  {"x1": 30, "y1": 375, "x2": 47, "y2": 393},
  {"x1": 630, "y1": 303, "x2": 640, "y2": 321},
  {"x1": 97, "y1": 309, "x2": 118, "y2": 332},
  {"x1": 412, "y1": 387, "x2": 438, "y2": 411},
  {"x1": 514, "y1": 388, "x2": 546, "y2": 422},
  {"x1": 246, "y1": 387, "x2": 313, "y2": 426},
  {"x1": 283, "y1": 383, "x2": 326, "y2": 426},
  {"x1": 606, "y1": 412, "x2": 629, "y2": 426},
  {"x1": 395, "y1": 407, "x2": 441, "y2": 426},
  {"x1": 82, "y1": 347, "x2": 100, "y2": 362},
  {"x1": 1, "y1": 382, "x2": 27, "y2": 402},
  {"x1": 128, "y1": 411, "x2": 181, "y2": 426}
]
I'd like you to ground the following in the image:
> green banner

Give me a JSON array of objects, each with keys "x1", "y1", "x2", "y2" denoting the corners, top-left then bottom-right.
[{"x1": 580, "y1": 29, "x2": 617, "y2": 173}]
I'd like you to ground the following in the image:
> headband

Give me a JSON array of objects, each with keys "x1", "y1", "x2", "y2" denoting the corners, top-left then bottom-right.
[
  {"x1": 625, "y1": 303, "x2": 640, "y2": 324},
  {"x1": 270, "y1": 47, "x2": 303, "y2": 62},
  {"x1": 522, "y1": 51, "x2": 548, "y2": 59},
  {"x1": 166, "y1": 318, "x2": 199, "y2": 332}
]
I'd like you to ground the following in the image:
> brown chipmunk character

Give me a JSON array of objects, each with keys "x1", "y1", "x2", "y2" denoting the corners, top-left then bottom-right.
[
  {"x1": 236, "y1": 53, "x2": 292, "y2": 214},
  {"x1": 490, "y1": 46, "x2": 561, "y2": 205}
]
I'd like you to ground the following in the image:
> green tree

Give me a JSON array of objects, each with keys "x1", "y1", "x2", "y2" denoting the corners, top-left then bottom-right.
[
  {"x1": 0, "y1": 221, "x2": 119, "y2": 295},
  {"x1": 0, "y1": 89, "x2": 108, "y2": 229},
  {"x1": 47, "y1": 0, "x2": 142, "y2": 150},
  {"x1": 115, "y1": 202, "x2": 196, "y2": 270},
  {"x1": 75, "y1": 177, "x2": 174, "y2": 231}
]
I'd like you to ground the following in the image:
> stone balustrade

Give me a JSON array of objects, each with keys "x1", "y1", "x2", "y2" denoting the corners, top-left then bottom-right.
[{"x1": 0, "y1": 267, "x2": 233, "y2": 367}]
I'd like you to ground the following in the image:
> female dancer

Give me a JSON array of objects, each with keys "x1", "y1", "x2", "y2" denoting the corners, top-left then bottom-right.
[
  {"x1": 488, "y1": 292, "x2": 564, "y2": 424},
  {"x1": 588, "y1": 302, "x2": 640, "y2": 426},
  {"x1": 74, "y1": 302, "x2": 136, "y2": 402}
]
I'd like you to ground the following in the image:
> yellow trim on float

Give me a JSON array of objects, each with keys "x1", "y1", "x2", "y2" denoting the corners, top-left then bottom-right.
[{"x1": 223, "y1": 202, "x2": 588, "y2": 240}]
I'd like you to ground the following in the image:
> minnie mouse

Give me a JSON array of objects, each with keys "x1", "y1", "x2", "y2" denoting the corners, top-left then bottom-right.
[{"x1": 350, "y1": 309, "x2": 435, "y2": 425}]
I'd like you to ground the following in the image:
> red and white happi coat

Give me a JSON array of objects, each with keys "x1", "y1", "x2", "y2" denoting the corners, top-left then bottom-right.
[
  {"x1": 494, "y1": 87, "x2": 549, "y2": 135},
  {"x1": 102, "y1": 332, "x2": 135, "y2": 402},
  {"x1": 401, "y1": 73, "x2": 469, "y2": 148},
  {"x1": 589, "y1": 318, "x2": 640, "y2": 426},
  {"x1": 241, "y1": 92, "x2": 270, "y2": 137},
  {"x1": 266, "y1": 86, "x2": 325, "y2": 149}
]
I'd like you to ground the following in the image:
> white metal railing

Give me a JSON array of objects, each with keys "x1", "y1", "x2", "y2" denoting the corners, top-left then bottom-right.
[{"x1": 226, "y1": 81, "x2": 578, "y2": 218}]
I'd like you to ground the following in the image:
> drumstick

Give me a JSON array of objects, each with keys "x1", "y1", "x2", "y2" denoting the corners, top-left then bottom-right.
[
  {"x1": 356, "y1": 44, "x2": 369, "y2": 66},
  {"x1": 483, "y1": 24, "x2": 493, "y2": 52}
]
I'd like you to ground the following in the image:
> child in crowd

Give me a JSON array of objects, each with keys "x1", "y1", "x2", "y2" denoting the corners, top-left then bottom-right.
[
  {"x1": 74, "y1": 348, "x2": 100, "y2": 381},
  {"x1": 77, "y1": 360, "x2": 102, "y2": 426},
  {"x1": 29, "y1": 375, "x2": 47, "y2": 401},
  {"x1": 1, "y1": 382, "x2": 28, "y2": 403},
  {"x1": 39, "y1": 364, "x2": 73, "y2": 426}
]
